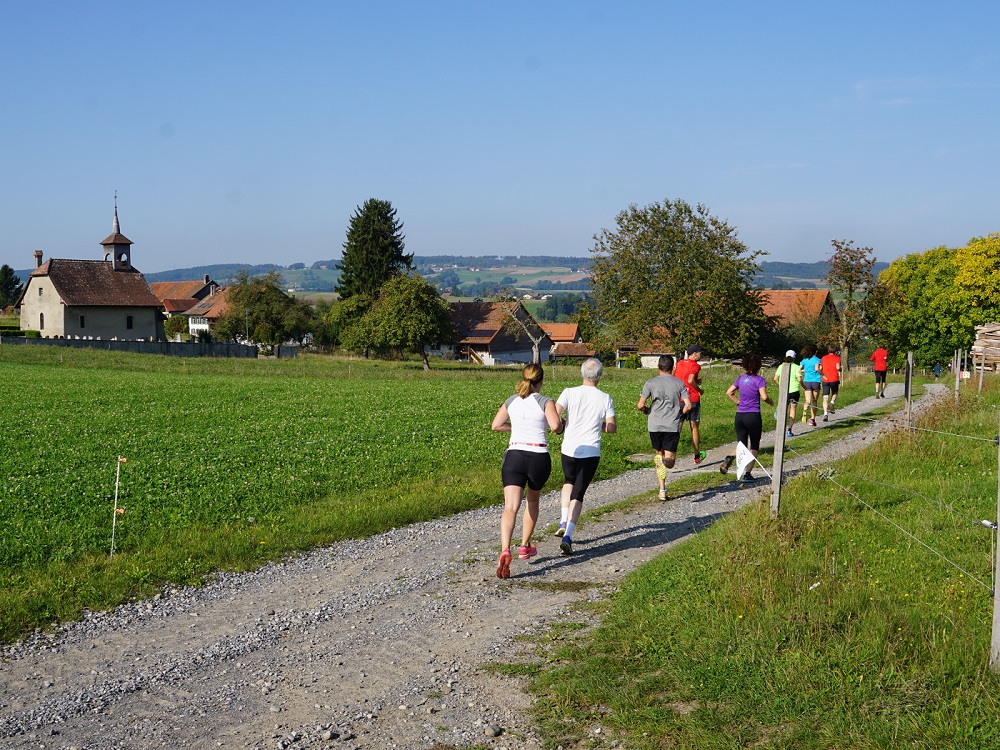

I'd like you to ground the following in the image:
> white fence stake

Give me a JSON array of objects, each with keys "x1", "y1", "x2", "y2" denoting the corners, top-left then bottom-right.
[{"x1": 110, "y1": 457, "x2": 126, "y2": 561}]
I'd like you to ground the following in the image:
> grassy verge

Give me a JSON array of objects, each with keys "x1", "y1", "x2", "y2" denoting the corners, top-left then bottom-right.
[{"x1": 529, "y1": 376, "x2": 1000, "y2": 748}]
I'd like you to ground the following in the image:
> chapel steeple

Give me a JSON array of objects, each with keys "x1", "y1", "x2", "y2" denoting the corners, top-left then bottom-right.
[{"x1": 100, "y1": 193, "x2": 134, "y2": 271}]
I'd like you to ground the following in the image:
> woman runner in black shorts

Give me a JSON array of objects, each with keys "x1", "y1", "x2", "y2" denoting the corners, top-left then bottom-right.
[{"x1": 491, "y1": 364, "x2": 563, "y2": 578}]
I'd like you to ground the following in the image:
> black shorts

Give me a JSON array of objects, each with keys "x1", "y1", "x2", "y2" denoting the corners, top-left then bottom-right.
[
  {"x1": 875, "y1": 370, "x2": 887, "y2": 384},
  {"x1": 803, "y1": 381, "x2": 821, "y2": 394},
  {"x1": 822, "y1": 382, "x2": 840, "y2": 396},
  {"x1": 680, "y1": 402, "x2": 701, "y2": 423},
  {"x1": 501, "y1": 449, "x2": 552, "y2": 491},
  {"x1": 734, "y1": 412, "x2": 763, "y2": 452},
  {"x1": 649, "y1": 431, "x2": 681, "y2": 453},
  {"x1": 561, "y1": 454, "x2": 600, "y2": 504},
  {"x1": 787, "y1": 391, "x2": 800, "y2": 405}
]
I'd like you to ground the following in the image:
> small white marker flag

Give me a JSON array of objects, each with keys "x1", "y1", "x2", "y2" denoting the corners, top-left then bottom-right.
[{"x1": 735, "y1": 441, "x2": 755, "y2": 479}]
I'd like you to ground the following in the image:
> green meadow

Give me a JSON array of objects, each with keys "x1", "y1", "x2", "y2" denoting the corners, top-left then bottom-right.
[
  {"x1": 528, "y1": 375, "x2": 1000, "y2": 748},
  {"x1": 0, "y1": 345, "x2": 871, "y2": 643}
]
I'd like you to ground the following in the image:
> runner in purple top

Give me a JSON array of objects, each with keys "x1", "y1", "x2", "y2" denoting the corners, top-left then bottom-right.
[{"x1": 720, "y1": 353, "x2": 773, "y2": 480}]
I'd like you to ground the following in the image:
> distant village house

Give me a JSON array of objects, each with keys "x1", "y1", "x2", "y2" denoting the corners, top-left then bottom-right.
[{"x1": 428, "y1": 300, "x2": 553, "y2": 365}]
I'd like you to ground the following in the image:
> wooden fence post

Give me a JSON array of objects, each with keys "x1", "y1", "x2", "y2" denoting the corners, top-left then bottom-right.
[
  {"x1": 770, "y1": 362, "x2": 791, "y2": 518},
  {"x1": 990, "y1": 412, "x2": 1000, "y2": 670}
]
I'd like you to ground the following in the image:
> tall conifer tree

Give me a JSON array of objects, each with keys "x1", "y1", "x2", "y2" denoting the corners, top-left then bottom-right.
[
  {"x1": 335, "y1": 199, "x2": 412, "y2": 299},
  {"x1": 0, "y1": 264, "x2": 23, "y2": 309}
]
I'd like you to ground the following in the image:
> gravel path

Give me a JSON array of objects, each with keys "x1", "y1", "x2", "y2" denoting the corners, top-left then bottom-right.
[{"x1": 0, "y1": 383, "x2": 948, "y2": 750}]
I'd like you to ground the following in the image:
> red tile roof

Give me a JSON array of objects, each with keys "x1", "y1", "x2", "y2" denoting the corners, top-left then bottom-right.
[
  {"x1": 163, "y1": 298, "x2": 200, "y2": 313},
  {"x1": 30, "y1": 259, "x2": 161, "y2": 308},
  {"x1": 539, "y1": 322, "x2": 580, "y2": 343},
  {"x1": 186, "y1": 289, "x2": 231, "y2": 320},
  {"x1": 553, "y1": 342, "x2": 595, "y2": 358},
  {"x1": 760, "y1": 290, "x2": 835, "y2": 325},
  {"x1": 149, "y1": 280, "x2": 212, "y2": 302},
  {"x1": 450, "y1": 300, "x2": 507, "y2": 345}
]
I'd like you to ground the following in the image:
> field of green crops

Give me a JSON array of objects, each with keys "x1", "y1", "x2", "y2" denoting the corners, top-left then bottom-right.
[{"x1": 0, "y1": 345, "x2": 870, "y2": 640}]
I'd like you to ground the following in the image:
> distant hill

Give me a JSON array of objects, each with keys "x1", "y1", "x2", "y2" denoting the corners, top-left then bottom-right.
[
  {"x1": 11, "y1": 257, "x2": 892, "y2": 292},
  {"x1": 144, "y1": 263, "x2": 283, "y2": 284}
]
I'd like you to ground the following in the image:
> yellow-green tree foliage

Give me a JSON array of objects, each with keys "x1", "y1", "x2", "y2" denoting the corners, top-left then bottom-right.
[
  {"x1": 954, "y1": 232, "x2": 1000, "y2": 331},
  {"x1": 876, "y1": 244, "x2": 967, "y2": 364}
]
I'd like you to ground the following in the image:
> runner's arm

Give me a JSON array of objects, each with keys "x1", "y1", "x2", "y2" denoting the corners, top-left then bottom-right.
[
  {"x1": 545, "y1": 400, "x2": 564, "y2": 433},
  {"x1": 491, "y1": 404, "x2": 511, "y2": 432}
]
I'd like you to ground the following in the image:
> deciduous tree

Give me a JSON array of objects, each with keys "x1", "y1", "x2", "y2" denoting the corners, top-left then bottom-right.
[
  {"x1": 163, "y1": 315, "x2": 189, "y2": 340},
  {"x1": 215, "y1": 269, "x2": 316, "y2": 349},
  {"x1": 340, "y1": 274, "x2": 453, "y2": 369},
  {"x1": 589, "y1": 200, "x2": 770, "y2": 356},
  {"x1": 954, "y1": 232, "x2": 1000, "y2": 331},
  {"x1": 875, "y1": 246, "x2": 966, "y2": 364},
  {"x1": 335, "y1": 199, "x2": 412, "y2": 300},
  {"x1": 825, "y1": 239, "x2": 875, "y2": 371}
]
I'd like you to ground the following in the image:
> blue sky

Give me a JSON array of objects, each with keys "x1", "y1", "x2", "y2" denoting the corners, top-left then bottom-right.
[{"x1": 2, "y1": 1, "x2": 998, "y2": 274}]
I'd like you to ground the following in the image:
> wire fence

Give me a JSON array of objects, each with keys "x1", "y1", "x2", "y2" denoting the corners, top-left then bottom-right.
[{"x1": 783, "y1": 382, "x2": 1000, "y2": 596}]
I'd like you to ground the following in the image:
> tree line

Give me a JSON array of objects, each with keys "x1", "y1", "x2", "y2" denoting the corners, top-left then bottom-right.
[{"x1": 30, "y1": 194, "x2": 984, "y2": 370}]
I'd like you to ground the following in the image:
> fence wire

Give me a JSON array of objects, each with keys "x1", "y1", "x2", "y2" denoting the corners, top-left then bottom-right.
[{"x1": 782, "y1": 428, "x2": 997, "y2": 595}]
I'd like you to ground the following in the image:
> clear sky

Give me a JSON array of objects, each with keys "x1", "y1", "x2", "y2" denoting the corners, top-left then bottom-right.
[{"x1": 2, "y1": 1, "x2": 998, "y2": 274}]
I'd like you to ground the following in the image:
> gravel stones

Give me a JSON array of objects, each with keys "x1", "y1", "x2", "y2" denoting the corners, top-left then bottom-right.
[{"x1": 0, "y1": 383, "x2": 939, "y2": 749}]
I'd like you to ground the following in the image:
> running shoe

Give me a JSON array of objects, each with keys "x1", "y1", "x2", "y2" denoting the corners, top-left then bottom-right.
[
  {"x1": 742, "y1": 474, "x2": 756, "y2": 482},
  {"x1": 657, "y1": 489, "x2": 668, "y2": 501},
  {"x1": 823, "y1": 414, "x2": 829, "y2": 422},
  {"x1": 694, "y1": 450, "x2": 707, "y2": 464},
  {"x1": 720, "y1": 455, "x2": 734, "y2": 474},
  {"x1": 560, "y1": 536, "x2": 573, "y2": 556},
  {"x1": 830, "y1": 405, "x2": 836, "y2": 414},
  {"x1": 555, "y1": 523, "x2": 567, "y2": 537},
  {"x1": 809, "y1": 418, "x2": 817, "y2": 427},
  {"x1": 518, "y1": 543, "x2": 537, "y2": 560},
  {"x1": 786, "y1": 428, "x2": 794, "y2": 437},
  {"x1": 496, "y1": 549, "x2": 511, "y2": 579}
]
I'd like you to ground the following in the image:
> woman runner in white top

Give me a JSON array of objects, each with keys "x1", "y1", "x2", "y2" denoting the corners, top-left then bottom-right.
[{"x1": 491, "y1": 363, "x2": 563, "y2": 579}]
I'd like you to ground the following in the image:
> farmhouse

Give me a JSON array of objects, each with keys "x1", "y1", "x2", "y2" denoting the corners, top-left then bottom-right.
[
  {"x1": 149, "y1": 275, "x2": 220, "y2": 318},
  {"x1": 184, "y1": 287, "x2": 231, "y2": 338},
  {"x1": 434, "y1": 300, "x2": 553, "y2": 365},
  {"x1": 761, "y1": 289, "x2": 839, "y2": 331},
  {"x1": 16, "y1": 209, "x2": 164, "y2": 340}
]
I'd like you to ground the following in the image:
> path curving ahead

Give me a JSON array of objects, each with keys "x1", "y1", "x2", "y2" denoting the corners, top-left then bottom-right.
[{"x1": 0, "y1": 383, "x2": 947, "y2": 750}]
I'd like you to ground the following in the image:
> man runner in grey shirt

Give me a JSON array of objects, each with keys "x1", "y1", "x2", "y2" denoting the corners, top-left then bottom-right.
[{"x1": 636, "y1": 354, "x2": 692, "y2": 501}]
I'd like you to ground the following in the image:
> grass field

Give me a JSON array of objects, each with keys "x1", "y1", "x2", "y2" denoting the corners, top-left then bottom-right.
[
  {"x1": 0, "y1": 345, "x2": 876, "y2": 643},
  {"x1": 527, "y1": 375, "x2": 1000, "y2": 748}
]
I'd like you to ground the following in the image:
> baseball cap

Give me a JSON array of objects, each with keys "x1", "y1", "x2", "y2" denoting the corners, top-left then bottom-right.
[
  {"x1": 686, "y1": 344, "x2": 703, "y2": 355},
  {"x1": 785, "y1": 349, "x2": 796, "y2": 358}
]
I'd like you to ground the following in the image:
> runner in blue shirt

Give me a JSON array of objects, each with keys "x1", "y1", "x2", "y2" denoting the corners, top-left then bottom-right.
[{"x1": 800, "y1": 345, "x2": 822, "y2": 427}]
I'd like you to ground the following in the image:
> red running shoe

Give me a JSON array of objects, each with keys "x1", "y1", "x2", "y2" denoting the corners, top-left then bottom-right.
[
  {"x1": 518, "y1": 543, "x2": 537, "y2": 560},
  {"x1": 496, "y1": 549, "x2": 511, "y2": 579}
]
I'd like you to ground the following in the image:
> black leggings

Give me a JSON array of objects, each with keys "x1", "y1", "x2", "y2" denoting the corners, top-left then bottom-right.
[
  {"x1": 734, "y1": 412, "x2": 763, "y2": 451},
  {"x1": 561, "y1": 454, "x2": 600, "y2": 504}
]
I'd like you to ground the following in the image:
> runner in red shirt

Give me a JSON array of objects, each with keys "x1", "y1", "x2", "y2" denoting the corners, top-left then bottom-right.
[
  {"x1": 818, "y1": 347, "x2": 841, "y2": 422},
  {"x1": 870, "y1": 345, "x2": 888, "y2": 399},
  {"x1": 673, "y1": 345, "x2": 707, "y2": 464}
]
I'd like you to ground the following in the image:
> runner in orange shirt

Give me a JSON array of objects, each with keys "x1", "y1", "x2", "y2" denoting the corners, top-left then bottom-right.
[
  {"x1": 870, "y1": 344, "x2": 888, "y2": 398},
  {"x1": 818, "y1": 346, "x2": 841, "y2": 422},
  {"x1": 673, "y1": 345, "x2": 707, "y2": 464}
]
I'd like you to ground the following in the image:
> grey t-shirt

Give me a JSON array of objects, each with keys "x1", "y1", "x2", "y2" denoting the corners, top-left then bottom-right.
[{"x1": 640, "y1": 374, "x2": 689, "y2": 433}]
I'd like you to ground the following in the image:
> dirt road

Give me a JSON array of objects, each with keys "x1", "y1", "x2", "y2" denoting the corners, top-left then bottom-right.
[{"x1": 0, "y1": 383, "x2": 941, "y2": 750}]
